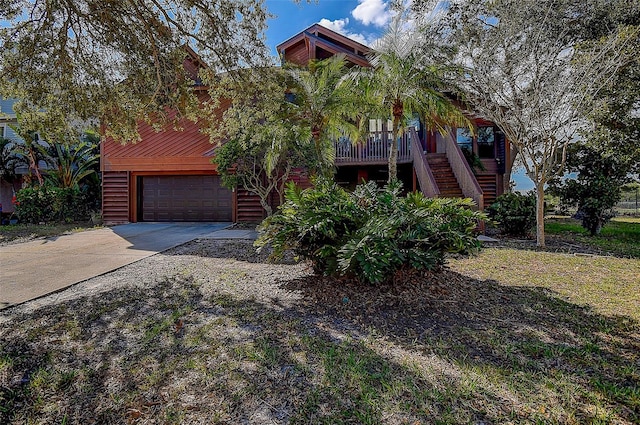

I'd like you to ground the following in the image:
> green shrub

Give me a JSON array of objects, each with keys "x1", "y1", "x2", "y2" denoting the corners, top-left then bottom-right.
[
  {"x1": 487, "y1": 192, "x2": 536, "y2": 236},
  {"x1": 14, "y1": 186, "x2": 57, "y2": 223},
  {"x1": 15, "y1": 185, "x2": 92, "y2": 224},
  {"x1": 257, "y1": 178, "x2": 484, "y2": 284},
  {"x1": 256, "y1": 178, "x2": 360, "y2": 275}
]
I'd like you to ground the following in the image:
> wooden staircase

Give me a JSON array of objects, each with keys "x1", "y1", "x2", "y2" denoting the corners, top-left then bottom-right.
[
  {"x1": 102, "y1": 171, "x2": 129, "y2": 224},
  {"x1": 426, "y1": 154, "x2": 464, "y2": 198},
  {"x1": 476, "y1": 174, "x2": 498, "y2": 208},
  {"x1": 236, "y1": 189, "x2": 266, "y2": 223}
]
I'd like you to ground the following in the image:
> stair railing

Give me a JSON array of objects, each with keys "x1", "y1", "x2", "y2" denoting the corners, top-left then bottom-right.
[
  {"x1": 407, "y1": 127, "x2": 439, "y2": 197},
  {"x1": 443, "y1": 131, "x2": 484, "y2": 210}
]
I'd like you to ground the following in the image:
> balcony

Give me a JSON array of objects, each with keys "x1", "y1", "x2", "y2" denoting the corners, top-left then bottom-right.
[{"x1": 333, "y1": 130, "x2": 412, "y2": 166}]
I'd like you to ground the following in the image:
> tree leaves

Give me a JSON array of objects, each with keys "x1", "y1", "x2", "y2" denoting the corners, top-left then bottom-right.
[{"x1": 0, "y1": 0, "x2": 272, "y2": 142}]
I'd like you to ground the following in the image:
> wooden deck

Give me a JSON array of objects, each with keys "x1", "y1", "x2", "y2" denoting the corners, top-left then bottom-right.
[{"x1": 334, "y1": 131, "x2": 412, "y2": 166}]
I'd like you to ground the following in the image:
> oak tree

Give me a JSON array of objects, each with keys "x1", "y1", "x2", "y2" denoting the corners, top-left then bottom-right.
[
  {"x1": 418, "y1": 0, "x2": 637, "y2": 246},
  {"x1": 0, "y1": 0, "x2": 272, "y2": 142}
]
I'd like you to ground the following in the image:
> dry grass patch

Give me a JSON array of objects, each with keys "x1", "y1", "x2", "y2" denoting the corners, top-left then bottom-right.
[
  {"x1": 0, "y1": 222, "x2": 98, "y2": 246},
  {"x1": 449, "y1": 248, "x2": 640, "y2": 321}
]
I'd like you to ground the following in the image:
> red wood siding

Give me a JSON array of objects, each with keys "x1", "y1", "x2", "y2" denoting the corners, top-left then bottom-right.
[
  {"x1": 102, "y1": 171, "x2": 129, "y2": 225},
  {"x1": 282, "y1": 40, "x2": 311, "y2": 66},
  {"x1": 277, "y1": 24, "x2": 371, "y2": 68},
  {"x1": 101, "y1": 95, "x2": 230, "y2": 173},
  {"x1": 236, "y1": 189, "x2": 266, "y2": 223}
]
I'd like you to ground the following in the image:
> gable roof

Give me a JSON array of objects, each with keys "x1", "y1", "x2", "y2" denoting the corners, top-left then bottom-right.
[{"x1": 276, "y1": 23, "x2": 371, "y2": 67}]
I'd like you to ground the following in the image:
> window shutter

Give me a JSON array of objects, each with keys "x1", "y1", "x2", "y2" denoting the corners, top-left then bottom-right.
[{"x1": 495, "y1": 128, "x2": 506, "y2": 174}]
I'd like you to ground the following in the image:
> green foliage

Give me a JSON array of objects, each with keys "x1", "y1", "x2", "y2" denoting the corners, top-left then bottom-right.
[
  {"x1": 460, "y1": 147, "x2": 486, "y2": 173},
  {"x1": 14, "y1": 185, "x2": 93, "y2": 224},
  {"x1": 14, "y1": 186, "x2": 55, "y2": 223},
  {"x1": 358, "y1": 13, "x2": 470, "y2": 181},
  {"x1": 549, "y1": 144, "x2": 630, "y2": 236},
  {"x1": 285, "y1": 55, "x2": 365, "y2": 176},
  {"x1": 0, "y1": 136, "x2": 23, "y2": 182},
  {"x1": 208, "y1": 69, "x2": 312, "y2": 215},
  {"x1": 257, "y1": 178, "x2": 358, "y2": 275},
  {"x1": 257, "y1": 178, "x2": 484, "y2": 284},
  {"x1": 487, "y1": 192, "x2": 537, "y2": 236},
  {"x1": 422, "y1": 0, "x2": 636, "y2": 247},
  {"x1": 45, "y1": 138, "x2": 100, "y2": 190},
  {"x1": 579, "y1": 5, "x2": 640, "y2": 174},
  {"x1": 1, "y1": 0, "x2": 272, "y2": 143}
]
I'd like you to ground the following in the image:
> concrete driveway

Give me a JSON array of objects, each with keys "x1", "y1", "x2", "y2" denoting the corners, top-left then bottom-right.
[{"x1": 0, "y1": 222, "x2": 234, "y2": 310}]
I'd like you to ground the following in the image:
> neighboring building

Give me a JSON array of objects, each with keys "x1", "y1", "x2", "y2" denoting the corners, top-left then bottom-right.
[
  {"x1": 0, "y1": 98, "x2": 23, "y2": 214},
  {"x1": 101, "y1": 24, "x2": 512, "y2": 225},
  {"x1": 0, "y1": 98, "x2": 59, "y2": 216}
]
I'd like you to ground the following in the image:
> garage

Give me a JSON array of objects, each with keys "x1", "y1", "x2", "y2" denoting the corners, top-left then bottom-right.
[{"x1": 139, "y1": 175, "x2": 232, "y2": 222}]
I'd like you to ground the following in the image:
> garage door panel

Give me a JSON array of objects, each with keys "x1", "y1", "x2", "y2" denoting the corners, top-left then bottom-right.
[{"x1": 141, "y1": 175, "x2": 232, "y2": 222}]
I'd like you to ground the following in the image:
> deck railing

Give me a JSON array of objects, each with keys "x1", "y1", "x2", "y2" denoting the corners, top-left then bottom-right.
[
  {"x1": 408, "y1": 127, "x2": 439, "y2": 197},
  {"x1": 443, "y1": 132, "x2": 484, "y2": 210},
  {"x1": 334, "y1": 130, "x2": 412, "y2": 165}
]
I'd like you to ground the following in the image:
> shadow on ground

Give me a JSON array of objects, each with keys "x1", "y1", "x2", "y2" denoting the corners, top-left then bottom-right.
[{"x1": 1, "y1": 242, "x2": 638, "y2": 424}]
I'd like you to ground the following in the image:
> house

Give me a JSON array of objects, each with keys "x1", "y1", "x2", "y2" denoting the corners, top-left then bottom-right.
[
  {"x1": 0, "y1": 98, "x2": 34, "y2": 215},
  {"x1": 101, "y1": 24, "x2": 512, "y2": 225}
]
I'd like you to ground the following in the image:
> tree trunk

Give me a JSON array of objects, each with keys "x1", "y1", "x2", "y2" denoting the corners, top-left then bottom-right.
[
  {"x1": 535, "y1": 182, "x2": 545, "y2": 247},
  {"x1": 28, "y1": 148, "x2": 44, "y2": 186},
  {"x1": 259, "y1": 196, "x2": 273, "y2": 217},
  {"x1": 388, "y1": 100, "x2": 402, "y2": 182},
  {"x1": 311, "y1": 127, "x2": 327, "y2": 176}
]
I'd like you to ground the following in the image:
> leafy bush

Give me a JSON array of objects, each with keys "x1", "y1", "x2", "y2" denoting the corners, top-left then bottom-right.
[
  {"x1": 487, "y1": 192, "x2": 536, "y2": 236},
  {"x1": 14, "y1": 186, "x2": 57, "y2": 223},
  {"x1": 257, "y1": 178, "x2": 484, "y2": 284},
  {"x1": 15, "y1": 185, "x2": 92, "y2": 224},
  {"x1": 549, "y1": 144, "x2": 629, "y2": 235}
]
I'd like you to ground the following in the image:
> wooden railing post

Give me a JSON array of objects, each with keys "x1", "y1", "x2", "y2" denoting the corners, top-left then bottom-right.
[
  {"x1": 443, "y1": 131, "x2": 484, "y2": 210},
  {"x1": 407, "y1": 127, "x2": 439, "y2": 197}
]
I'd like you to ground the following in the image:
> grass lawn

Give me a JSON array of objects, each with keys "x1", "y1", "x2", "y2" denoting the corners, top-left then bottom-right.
[
  {"x1": 545, "y1": 217, "x2": 640, "y2": 258},
  {"x1": 0, "y1": 222, "x2": 99, "y2": 245},
  {"x1": 1, "y1": 238, "x2": 638, "y2": 424}
]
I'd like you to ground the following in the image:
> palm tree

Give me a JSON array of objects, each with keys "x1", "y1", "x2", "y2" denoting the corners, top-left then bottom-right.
[
  {"x1": 0, "y1": 137, "x2": 22, "y2": 184},
  {"x1": 364, "y1": 15, "x2": 471, "y2": 182},
  {"x1": 46, "y1": 139, "x2": 100, "y2": 189},
  {"x1": 7, "y1": 125, "x2": 52, "y2": 186},
  {"x1": 286, "y1": 54, "x2": 366, "y2": 176}
]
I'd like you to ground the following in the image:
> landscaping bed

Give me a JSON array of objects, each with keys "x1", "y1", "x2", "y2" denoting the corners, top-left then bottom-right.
[{"x1": 1, "y1": 238, "x2": 638, "y2": 424}]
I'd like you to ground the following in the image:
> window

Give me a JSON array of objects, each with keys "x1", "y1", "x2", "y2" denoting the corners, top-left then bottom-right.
[
  {"x1": 0, "y1": 125, "x2": 5, "y2": 139},
  {"x1": 477, "y1": 126, "x2": 495, "y2": 158},
  {"x1": 369, "y1": 119, "x2": 382, "y2": 133},
  {"x1": 456, "y1": 127, "x2": 473, "y2": 154}
]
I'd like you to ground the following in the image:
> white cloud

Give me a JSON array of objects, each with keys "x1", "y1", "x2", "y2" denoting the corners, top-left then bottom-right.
[
  {"x1": 351, "y1": 0, "x2": 392, "y2": 27},
  {"x1": 318, "y1": 18, "x2": 350, "y2": 34},
  {"x1": 318, "y1": 18, "x2": 373, "y2": 46}
]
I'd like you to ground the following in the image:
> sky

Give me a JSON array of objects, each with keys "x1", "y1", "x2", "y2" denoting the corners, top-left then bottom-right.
[{"x1": 264, "y1": 0, "x2": 391, "y2": 54}]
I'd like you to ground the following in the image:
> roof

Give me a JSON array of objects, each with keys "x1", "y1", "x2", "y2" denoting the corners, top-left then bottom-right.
[{"x1": 276, "y1": 23, "x2": 371, "y2": 67}]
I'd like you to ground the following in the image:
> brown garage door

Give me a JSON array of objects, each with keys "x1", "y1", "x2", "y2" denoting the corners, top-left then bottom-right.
[{"x1": 140, "y1": 175, "x2": 232, "y2": 222}]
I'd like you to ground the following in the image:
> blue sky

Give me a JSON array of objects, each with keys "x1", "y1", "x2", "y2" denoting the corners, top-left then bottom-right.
[{"x1": 264, "y1": 0, "x2": 390, "y2": 54}]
